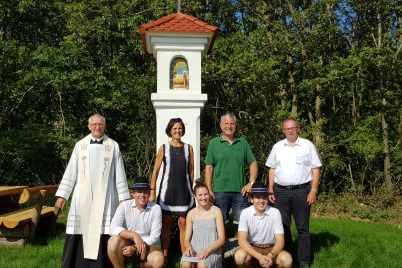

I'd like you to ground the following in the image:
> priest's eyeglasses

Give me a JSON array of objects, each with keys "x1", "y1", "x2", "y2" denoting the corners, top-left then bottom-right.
[
  {"x1": 90, "y1": 123, "x2": 105, "y2": 127},
  {"x1": 283, "y1": 127, "x2": 298, "y2": 132}
]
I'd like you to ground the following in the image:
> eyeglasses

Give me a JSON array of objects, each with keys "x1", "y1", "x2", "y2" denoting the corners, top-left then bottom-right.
[
  {"x1": 90, "y1": 123, "x2": 105, "y2": 127},
  {"x1": 283, "y1": 127, "x2": 298, "y2": 132},
  {"x1": 170, "y1": 118, "x2": 182, "y2": 122}
]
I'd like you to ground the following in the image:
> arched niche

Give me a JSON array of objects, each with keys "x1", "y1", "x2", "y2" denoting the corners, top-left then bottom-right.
[{"x1": 170, "y1": 56, "x2": 189, "y2": 90}]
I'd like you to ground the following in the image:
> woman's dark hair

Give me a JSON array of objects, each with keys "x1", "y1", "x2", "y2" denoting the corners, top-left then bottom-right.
[
  {"x1": 165, "y1": 118, "x2": 185, "y2": 137},
  {"x1": 193, "y1": 178, "x2": 209, "y2": 195}
]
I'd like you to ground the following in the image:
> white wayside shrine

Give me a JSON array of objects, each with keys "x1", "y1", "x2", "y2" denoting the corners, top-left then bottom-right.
[{"x1": 139, "y1": 12, "x2": 220, "y2": 195}]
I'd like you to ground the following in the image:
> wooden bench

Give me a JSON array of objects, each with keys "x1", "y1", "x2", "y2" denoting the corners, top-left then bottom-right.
[
  {"x1": 0, "y1": 185, "x2": 60, "y2": 247},
  {"x1": 0, "y1": 186, "x2": 28, "y2": 214}
]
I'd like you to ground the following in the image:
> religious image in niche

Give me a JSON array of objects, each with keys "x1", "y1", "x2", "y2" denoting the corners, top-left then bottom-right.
[{"x1": 170, "y1": 57, "x2": 189, "y2": 89}]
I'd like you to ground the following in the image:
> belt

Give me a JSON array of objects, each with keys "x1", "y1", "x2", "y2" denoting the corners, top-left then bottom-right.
[
  {"x1": 252, "y1": 242, "x2": 274, "y2": 249},
  {"x1": 275, "y1": 182, "x2": 310, "y2": 190}
]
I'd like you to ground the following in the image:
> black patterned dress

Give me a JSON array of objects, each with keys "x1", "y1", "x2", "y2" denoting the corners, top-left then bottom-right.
[{"x1": 157, "y1": 143, "x2": 194, "y2": 216}]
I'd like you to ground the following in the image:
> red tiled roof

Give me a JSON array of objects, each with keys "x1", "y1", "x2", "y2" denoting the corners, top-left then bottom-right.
[{"x1": 139, "y1": 12, "x2": 220, "y2": 54}]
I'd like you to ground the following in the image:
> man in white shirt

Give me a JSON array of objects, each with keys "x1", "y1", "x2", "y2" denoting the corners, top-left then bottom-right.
[
  {"x1": 265, "y1": 118, "x2": 322, "y2": 267},
  {"x1": 108, "y1": 177, "x2": 164, "y2": 268},
  {"x1": 55, "y1": 114, "x2": 130, "y2": 267},
  {"x1": 234, "y1": 181, "x2": 292, "y2": 267}
]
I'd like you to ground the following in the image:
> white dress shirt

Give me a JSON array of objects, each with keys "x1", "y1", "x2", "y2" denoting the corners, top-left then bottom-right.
[
  {"x1": 89, "y1": 136, "x2": 103, "y2": 196},
  {"x1": 109, "y1": 199, "x2": 162, "y2": 246},
  {"x1": 238, "y1": 205, "x2": 284, "y2": 245},
  {"x1": 265, "y1": 137, "x2": 322, "y2": 186}
]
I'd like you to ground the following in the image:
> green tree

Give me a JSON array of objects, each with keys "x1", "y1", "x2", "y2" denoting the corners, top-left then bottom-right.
[{"x1": 0, "y1": 0, "x2": 400, "y2": 193}]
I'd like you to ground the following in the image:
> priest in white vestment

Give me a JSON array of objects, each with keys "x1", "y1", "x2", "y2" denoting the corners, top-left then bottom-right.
[{"x1": 55, "y1": 114, "x2": 130, "y2": 268}]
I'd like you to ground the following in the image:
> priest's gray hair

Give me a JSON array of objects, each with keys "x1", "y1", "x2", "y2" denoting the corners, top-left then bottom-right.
[
  {"x1": 88, "y1": 114, "x2": 106, "y2": 125},
  {"x1": 220, "y1": 113, "x2": 237, "y2": 123}
]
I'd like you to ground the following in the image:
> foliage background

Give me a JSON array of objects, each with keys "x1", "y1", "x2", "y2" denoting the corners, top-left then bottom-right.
[{"x1": 0, "y1": 0, "x2": 401, "y2": 195}]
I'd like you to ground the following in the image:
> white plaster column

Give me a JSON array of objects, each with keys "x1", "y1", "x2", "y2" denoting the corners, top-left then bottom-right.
[
  {"x1": 150, "y1": 38, "x2": 209, "y2": 196},
  {"x1": 140, "y1": 20, "x2": 218, "y2": 196}
]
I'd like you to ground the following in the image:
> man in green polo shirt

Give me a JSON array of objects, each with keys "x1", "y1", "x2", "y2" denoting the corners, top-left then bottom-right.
[{"x1": 205, "y1": 113, "x2": 258, "y2": 225}]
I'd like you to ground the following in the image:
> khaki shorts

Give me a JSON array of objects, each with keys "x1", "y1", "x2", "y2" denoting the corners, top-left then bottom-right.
[
  {"x1": 124, "y1": 239, "x2": 162, "y2": 264},
  {"x1": 251, "y1": 243, "x2": 274, "y2": 255},
  {"x1": 250, "y1": 244, "x2": 275, "y2": 267}
]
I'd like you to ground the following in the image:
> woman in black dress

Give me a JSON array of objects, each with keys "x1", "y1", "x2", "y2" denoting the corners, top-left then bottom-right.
[{"x1": 150, "y1": 118, "x2": 194, "y2": 263}]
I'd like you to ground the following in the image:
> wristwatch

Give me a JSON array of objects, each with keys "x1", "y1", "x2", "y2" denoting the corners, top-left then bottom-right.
[{"x1": 250, "y1": 181, "x2": 254, "y2": 185}]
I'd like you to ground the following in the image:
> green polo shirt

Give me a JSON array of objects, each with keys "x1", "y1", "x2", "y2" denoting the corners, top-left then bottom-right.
[{"x1": 205, "y1": 134, "x2": 256, "y2": 192}]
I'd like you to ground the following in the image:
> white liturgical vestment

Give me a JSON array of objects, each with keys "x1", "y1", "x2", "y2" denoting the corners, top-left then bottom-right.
[{"x1": 56, "y1": 134, "x2": 130, "y2": 260}]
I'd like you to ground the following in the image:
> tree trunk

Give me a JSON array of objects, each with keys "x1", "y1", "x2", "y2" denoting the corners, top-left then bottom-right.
[
  {"x1": 313, "y1": 85, "x2": 323, "y2": 153},
  {"x1": 285, "y1": 0, "x2": 300, "y2": 116},
  {"x1": 352, "y1": 87, "x2": 357, "y2": 125},
  {"x1": 0, "y1": 237, "x2": 26, "y2": 247},
  {"x1": 291, "y1": 94, "x2": 297, "y2": 116},
  {"x1": 381, "y1": 98, "x2": 391, "y2": 187},
  {"x1": 279, "y1": 84, "x2": 287, "y2": 109},
  {"x1": 312, "y1": 55, "x2": 324, "y2": 152},
  {"x1": 286, "y1": 41, "x2": 297, "y2": 115},
  {"x1": 376, "y1": 8, "x2": 391, "y2": 187},
  {"x1": 28, "y1": 190, "x2": 46, "y2": 242}
]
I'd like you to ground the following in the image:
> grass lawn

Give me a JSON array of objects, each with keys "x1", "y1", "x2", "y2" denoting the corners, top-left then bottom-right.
[
  {"x1": 304, "y1": 218, "x2": 401, "y2": 267},
  {"x1": 0, "y1": 222, "x2": 66, "y2": 268},
  {"x1": 0, "y1": 217, "x2": 401, "y2": 267}
]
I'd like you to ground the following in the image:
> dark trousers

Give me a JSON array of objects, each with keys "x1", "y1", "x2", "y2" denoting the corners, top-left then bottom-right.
[
  {"x1": 274, "y1": 184, "x2": 311, "y2": 265},
  {"x1": 61, "y1": 234, "x2": 113, "y2": 268}
]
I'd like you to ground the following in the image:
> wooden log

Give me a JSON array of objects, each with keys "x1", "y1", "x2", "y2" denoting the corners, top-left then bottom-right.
[
  {"x1": 0, "y1": 225, "x2": 29, "y2": 239},
  {"x1": 0, "y1": 186, "x2": 28, "y2": 197},
  {"x1": 0, "y1": 206, "x2": 55, "y2": 229},
  {"x1": 0, "y1": 237, "x2": 26, "y2": 247},
  {"x1": 0, "y1": 207, "x2": 33, "y2": 228},
  {"x1": 28, "y1": 190, "x2": 46, "y2": 242},
  {"x1": 18, "y1": 185, "x2": 59, "y2": 205},
  {"x1": 50, "y1": 206, "x2": 60, "y2": 233}
]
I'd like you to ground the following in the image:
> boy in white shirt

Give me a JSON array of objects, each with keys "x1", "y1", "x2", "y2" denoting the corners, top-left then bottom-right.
[
  {"x1": 234, "y1": 181, "x2": 292, "y2": 268},
  {"x1": 107, "y1": 177, "x2": 164, "y2": 268}
]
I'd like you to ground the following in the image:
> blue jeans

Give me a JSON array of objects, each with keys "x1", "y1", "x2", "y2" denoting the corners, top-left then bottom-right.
[{"x1": 214, "y1": 192, "x2": 248, "y2": 224}]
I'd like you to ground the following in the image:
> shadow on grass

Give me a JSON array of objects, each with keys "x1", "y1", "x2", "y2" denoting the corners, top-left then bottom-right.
[
  {"x1": 311, "y1": 232, "x2": 339, "y2": 264},
  {"x1": 292, "y1": 231, "x2": 339, "y2": 267},
  {"x1": 165, "y1": 216, "x2": 183, "y2": 268},
  {"x1": 166, "y1": 239, "x2": 182, "y2": 268},
  {"x1": 30, "y1": 222, "x2": 66, "y2": 246}
]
